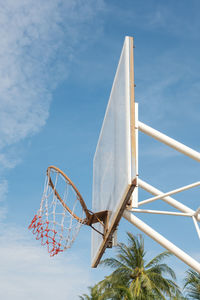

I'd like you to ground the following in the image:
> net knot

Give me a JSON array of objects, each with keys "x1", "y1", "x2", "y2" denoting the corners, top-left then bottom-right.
[{"x1": 29, "y1": 214, "x2": 63, "y2": 256}]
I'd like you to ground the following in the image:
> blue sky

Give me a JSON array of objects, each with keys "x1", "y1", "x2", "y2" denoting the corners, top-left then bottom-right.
[{"x1": 0, "y1": 0, "x2": 200, "y2": 298}]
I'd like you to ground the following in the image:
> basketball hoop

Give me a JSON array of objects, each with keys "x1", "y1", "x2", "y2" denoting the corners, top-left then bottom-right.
[{"x1": 28, "y1": 166, "x2": 109, "y2": 256}]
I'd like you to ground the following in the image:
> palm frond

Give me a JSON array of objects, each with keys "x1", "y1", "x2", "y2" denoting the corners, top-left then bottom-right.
[
  {"x1": 100, "y1": 257, "x2": 125, "y2": 269},
  {"x1": 96, "y1": 233, "x2": 180, "y2": 300},
  {"x1": 147, "y1": 263, "x2": 176, "y2": 280},
  {"x1": 184, "y1": 269, "x2": 200, "y2": 299},
  {"x1": 145, "y1": 251, "x2": 172, "y2": 269}
]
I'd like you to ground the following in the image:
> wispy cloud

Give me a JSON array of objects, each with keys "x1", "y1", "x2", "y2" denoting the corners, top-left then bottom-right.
[
  {"x1": 140, "y1": 143, "x2": 180, "y2": 159},
  {"x1": 0, "y1": 0, "x2": 104, "y2": 167},
  {"x1": 0, "y1": 4, "x2": 105, "y2": 295},
  {"x1": 0, "y1": 180, "x2": 8, "y2": 220},
  {"x1": 152, "y1": 4, "x2": 200, "y2": 39},
  {"x1": 0, "y1": 180, "x2": 8, "y2": 202},
  {"x1": 0, "y1": 224, "x2": 91, "y2": 299},
  {"x1": 124, "y1": 2, "x2": 200, "y2": 39},
  {"x1": 136, "y1": 47, "x2": 200, "y2": 130}
]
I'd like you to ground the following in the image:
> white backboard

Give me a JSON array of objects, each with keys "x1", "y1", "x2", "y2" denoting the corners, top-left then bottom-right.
[{"x1": 91, "y1": 36, "x2": 138, "y2": 268}]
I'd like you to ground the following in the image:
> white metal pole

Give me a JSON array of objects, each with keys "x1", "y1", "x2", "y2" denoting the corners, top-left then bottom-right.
[
  {"x1": 130, "y1": 208, "x2": 193, "y2": 217},
  {"x1": 138, "y1": 121, "x2": 200, "y2": 162},
  {"x1": 138, "y1": 178, "x2": 200, "y2": 221},
  {"x1": 192, "y1": 216, "x2": 200, "y2": 239},
  {"x1": 195, "y1": 207, "x2": 200, "y2": 218},
  {"x1": 123, "y1": 209, "x2": 200, "y2": 273},
  {"x1": 139, "y1": 181, "x2": 200, "y2": 206},
  {"x1": 131, "y1": 103, "x2": 138, "y2": 208}
]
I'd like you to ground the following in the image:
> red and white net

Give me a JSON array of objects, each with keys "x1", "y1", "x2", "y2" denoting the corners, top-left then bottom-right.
[{"x1": 29, "y1": 168, "x2": 85, "y2": 256}]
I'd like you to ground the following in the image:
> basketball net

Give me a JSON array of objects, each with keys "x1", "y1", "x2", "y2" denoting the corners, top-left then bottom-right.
[{"x1": 28, "y1": 166, "x2": 86, "y2": 256}]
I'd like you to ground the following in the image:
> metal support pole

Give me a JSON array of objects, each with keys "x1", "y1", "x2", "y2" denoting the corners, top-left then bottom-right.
[
  {"x1": 123, "y1": 209, "x2": 200, "y2": 273},
  {"x1": 192, "y1": 217, "x2": 200, "y2": 239},
  {"x1": 139, "y1": 181, "x2": 200, "y2": 206},
  {"x1": 195, "y1": 207, "x2": 200, "y2": 218},
  {"x1": 138, "y1": 121, "x2": 200, "y2": 162},
  {"x1": 138, "y1": 179, "x2": 200, "y2": 221},
  {"x1": 130, "y1": 208, "x2": 193, "y2": 217}
]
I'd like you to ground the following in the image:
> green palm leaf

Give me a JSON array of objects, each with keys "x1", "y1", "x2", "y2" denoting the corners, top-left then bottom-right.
[
  {"x1": 99, "y1": 232, "x2": 183, "y2": 299},
  {"x1": 184, "y1": 269, "x2": 200, "y2": 299}
]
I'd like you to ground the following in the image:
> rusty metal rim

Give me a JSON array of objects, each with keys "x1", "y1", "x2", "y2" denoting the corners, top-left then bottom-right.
[{"x1": 47, "y1": 165, "x2": 90, "y2": 223}]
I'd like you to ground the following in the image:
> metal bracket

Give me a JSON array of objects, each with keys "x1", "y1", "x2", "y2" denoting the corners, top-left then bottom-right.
[{"x1": 86, "y1": 210, "x2": 110, "y2": 237}]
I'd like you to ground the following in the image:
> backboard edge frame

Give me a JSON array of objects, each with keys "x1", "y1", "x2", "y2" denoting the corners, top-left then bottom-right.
[{"x1": 91, "y1": 177, "x2": 137, "y2": 268}]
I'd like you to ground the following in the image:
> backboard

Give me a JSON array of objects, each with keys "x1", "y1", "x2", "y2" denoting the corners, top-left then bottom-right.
[{"x1": 91, "y1": 36, "x2": 138, "y2": 268}]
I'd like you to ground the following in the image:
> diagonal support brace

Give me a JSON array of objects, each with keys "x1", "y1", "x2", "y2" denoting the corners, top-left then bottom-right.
[{"x1": 123, "y1": 209, "x2": 200, "y2": 273}]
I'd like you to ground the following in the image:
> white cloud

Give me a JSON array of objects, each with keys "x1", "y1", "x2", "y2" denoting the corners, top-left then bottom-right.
[
  {"x1": 0, "y1": 223, "x2": 91, "y2": 300},
  {"x1": 126, "y1": 3, "x2": 200, "y2": 39},
  {"x1": 0, "y1": 180, "x2": 8, "y2": 221},
  {"x1": 0, "y1": 152, "x2": 21, "y2": 169},
  {"x1": 140, "y1": 143, "x2": 180, "y2": 159},
  {"x1": 0, "y1": 2, "x2": 105, "y2": 298},
  {"x1": 0, "y1": 180, "x2": 8, "y2": 202},
  {"x1": 0, "y1": 0, "x2": 104, "y2": 162},
  {"x1": 137, "y1": 48, "x2": 200, "y2": 130}
]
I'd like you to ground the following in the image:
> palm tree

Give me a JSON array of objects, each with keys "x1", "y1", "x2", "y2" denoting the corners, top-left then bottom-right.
[
  {"x1": 184, "y1": 269, "x2": 200, "y2": 299},
  {"x1": 99, "y1": 232, "x2": 182, "y2": 299},
  {"x1": 79, "y1": 284, "x2": 109, "y2": 300}
]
